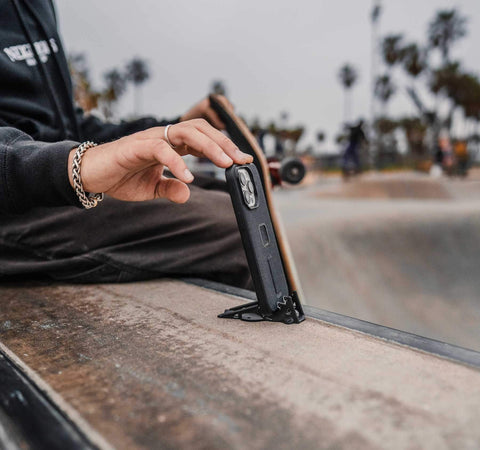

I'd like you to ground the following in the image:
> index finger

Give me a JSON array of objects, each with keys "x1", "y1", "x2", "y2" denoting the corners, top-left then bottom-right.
[{"x1": 193, "y1": 120, "x2": 253, "y2": 165}]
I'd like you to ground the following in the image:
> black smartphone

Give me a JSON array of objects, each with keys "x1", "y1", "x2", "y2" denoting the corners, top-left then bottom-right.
[{"x1": 226, "y1": 163, "x2": 290, "y2": 316}]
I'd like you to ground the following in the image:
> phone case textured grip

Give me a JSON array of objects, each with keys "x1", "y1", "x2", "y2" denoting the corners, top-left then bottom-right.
[
  {"x1": 220, "y1": 164, "x2": 305, "y2": 324},
  {"x1": 226, "y1": 164, "x2": 288, "y2": 314}
]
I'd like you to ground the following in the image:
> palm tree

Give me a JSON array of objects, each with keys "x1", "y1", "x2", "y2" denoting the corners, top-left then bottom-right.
[
  {"x1": 452, "y1": 72, "x2": 480, "y2": 135},
  {"x1": 374, "y1": 74, "x2": 396, "y2": 115},
  {"x1": 428, "y1": 9, "x2": 467, "y2": 64},
  {"x1": 371, "y1": 1, "x2": 381, "y2": 24},
  {"x1": 430, "y1": 62, "x2": 461, "y2": 96},
  {"x1": 125, "y1": 57, "x2": 150, "y2": 117},
  {"x1": 398, "y1": 117, "x2": 427, "y2": 157},
  {"x1": 338, "y1": 63, "x2": 358, "y2": 122},
  {"x1": 102, "y1": 69, "x2": 126, "y2": 119},
  {"x1": 382, "y1": 34, "x2": 404, "y2": 68},
  {"x1": 370, "y1": 1, "x2": 382, "y2": 129},
  {"x1": 459, "y1": 74, "x2": 480, "y2": 133},
  {"x1": 68, "y1": 52, "x2": 100, "y2": 112},
  {"x1": 370, "y1": 1, "x2": 382, "y2": 169},
  {"x1": 431, "y1": 64, "x2": 480, "y2": 131},
  {"x1": 402, "y1": 43, "x2": 427, "y2": 81},
  {"x1": 316, "y1": 131, "x2": 326, "y2": 143}
]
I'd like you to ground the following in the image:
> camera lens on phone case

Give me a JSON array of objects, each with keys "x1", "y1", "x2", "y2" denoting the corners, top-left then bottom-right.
[
  {"x1": 247, "y1": 181, "x2": 254, "y2": 193},
  {"x1": 243, "y1": 190, "x2": 255, "y2": 207},
  {"x1": 239, "y1": 171, "x2": 247, "y2": 185}
]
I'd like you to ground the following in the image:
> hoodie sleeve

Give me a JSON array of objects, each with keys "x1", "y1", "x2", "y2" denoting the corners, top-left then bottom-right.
[
  {"x1": 0, "y1": 126, "x2": 81, "y2": 214},
  {"x1": 76, "y1": 108, "x2": 180, "y2": 143}
]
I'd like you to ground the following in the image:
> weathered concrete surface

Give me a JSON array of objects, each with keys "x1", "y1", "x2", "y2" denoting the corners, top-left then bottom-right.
[
  {"x1": 0, "y1": 280, "x2": 479, "y2": 449},
  {"x1": 275, "y1": 172, "x2": 480, "y2": 351}
]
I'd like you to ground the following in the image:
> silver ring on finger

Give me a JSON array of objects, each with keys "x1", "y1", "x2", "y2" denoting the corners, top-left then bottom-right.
[{"x1": 164, "y1": 124, "x2": 176, "y2": 148}]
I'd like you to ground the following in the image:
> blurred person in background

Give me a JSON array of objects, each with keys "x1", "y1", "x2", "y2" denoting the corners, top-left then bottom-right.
[{"x1": 342, "y1": 119, "x2": 367, "y2": 178}]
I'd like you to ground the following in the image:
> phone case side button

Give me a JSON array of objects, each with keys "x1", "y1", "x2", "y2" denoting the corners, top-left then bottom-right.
[{"x1": 259, "y1": 223, "x2": 270, "y2": 247}]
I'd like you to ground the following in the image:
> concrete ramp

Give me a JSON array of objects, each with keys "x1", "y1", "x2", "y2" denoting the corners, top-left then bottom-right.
[
  {"x1": 316, "y1": 173, "x2": 451, "y2": 199},
  {"x1": 1, "y1": 280, "x2": 479, "y2": 449},
  {"x1": 1, "y1": 171, "x2": 480, "y2": 448},
  {"x1": 313, "y1": 171, "x2": 480, "y2": 200},
  {"x1": 276, "y1": 172, "x2": 480, "y2": 351}
]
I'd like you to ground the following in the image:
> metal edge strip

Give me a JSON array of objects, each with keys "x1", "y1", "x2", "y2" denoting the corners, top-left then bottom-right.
[
  {"x1": 182, "y1": 278, "x2": 480, "y2": 370},
  {"x1": 0, "y1": 344, "x2": 110, "y2": 449}
]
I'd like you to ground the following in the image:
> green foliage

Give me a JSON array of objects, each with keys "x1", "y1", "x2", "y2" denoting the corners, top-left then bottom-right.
[
  {"x1": 104, "y1": 69, "x2": 126, "y2": 99},
  {"x1": 68, "y1": 53, "x2": 100, "y2": 112},
  {"x1": 371, "y1": 5, "x2": 477, "y2": 164},
  {"x1": 125, "y1": 57, "x2": 151, "y2": 117},
  {"x1": 374, "y1": 74, "x2": 396, "y2": 104},
  {"x1": 316, "y1": 131, "x2": 326, "y2": 143},
  {"x1": 428, "y1": 9, "x2": 467, "y2": 63},
  {"x1": 382, "y1": 34, "x2": 404, "y2": 67},
  {"x1": 101, "y1": 69, "x2": 127, "y2": 119},
  {"x1": 125, "y1": 57, "x2": 150, "y2": 85},
  {"x1": 429, "y1": 61, "x2": 461, "y2": 95},
  {"x1": 398, "y1": 117, "x2": 427, "y2": 134},
  {"x1": 430, "y1": 62, "x2": 480, "y2": 120},
  {"x1": 375, "y1": 116, "x2": 397, "y2": 134},
  {"x1": 70, "y1": 53, "x2": 151, "y2": 119},
  {"x1": 398, "y1": 117, "x2": 428, "y2": 155},
  {"x1": 402, "y1": 44, "x2": 428, "y2": 78}
]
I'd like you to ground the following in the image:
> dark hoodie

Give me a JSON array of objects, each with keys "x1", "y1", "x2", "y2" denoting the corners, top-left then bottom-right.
[{"x1": 0, "y1": 0, "x2": 174, "y2": 213}]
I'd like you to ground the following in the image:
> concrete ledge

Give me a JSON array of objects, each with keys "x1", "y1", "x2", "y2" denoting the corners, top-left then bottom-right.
[
  {"x1": 1, "y1": 279, "x2": 480, "y2": 449},
  {"x1": 186, "y1": 278, "x2": 480, "y2": 368}
]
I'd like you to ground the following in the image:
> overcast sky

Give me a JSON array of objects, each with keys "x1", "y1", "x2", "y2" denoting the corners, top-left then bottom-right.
[{"x1": 56, "y1": 0, "x2": 480, "y2": 151}]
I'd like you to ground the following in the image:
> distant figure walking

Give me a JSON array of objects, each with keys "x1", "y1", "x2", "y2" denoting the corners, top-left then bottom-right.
[{"x1": 342, "y1": 119, "x2": 367, "y2": 178}]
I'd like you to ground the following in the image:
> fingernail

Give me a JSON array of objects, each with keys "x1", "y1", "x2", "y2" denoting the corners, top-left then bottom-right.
[
  {"x1": 221, "y1": 154, "x2": 233, "y2": 165},
  {"x1": 184, "y1": 169, "x2": 194, "y2": 181},
  {"x1": 236, "y1": 148, "x2": 252, "y2": 162}
]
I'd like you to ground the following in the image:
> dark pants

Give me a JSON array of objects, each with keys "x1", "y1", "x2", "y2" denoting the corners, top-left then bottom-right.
[{"x1": 0, "y1": 178, "x2": 252, "y2": 289}]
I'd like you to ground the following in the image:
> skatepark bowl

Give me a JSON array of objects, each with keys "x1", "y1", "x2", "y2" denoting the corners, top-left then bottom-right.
[
  {"x1": 1, "y1": 170, "x2": 480, "y2": 448},
  {"x1": 277, "y1": 169, "x2": 480, "y2": 352}
]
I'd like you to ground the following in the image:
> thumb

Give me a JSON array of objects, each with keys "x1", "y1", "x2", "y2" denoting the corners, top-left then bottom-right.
[{"x1": 156, "y1": 176, "x2": 191, "y2": 204}]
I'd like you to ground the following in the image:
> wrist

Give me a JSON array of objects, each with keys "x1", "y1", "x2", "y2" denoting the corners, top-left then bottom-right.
[
  {"x1": 68, "y1": 148, "x2": 76, "y2": 188},
  {"x1": 70, "y1": 141, "x2": 104, "y2": 209},
  {"x1": 68, "y1": 146, "x2": 95, "y2": 191}
]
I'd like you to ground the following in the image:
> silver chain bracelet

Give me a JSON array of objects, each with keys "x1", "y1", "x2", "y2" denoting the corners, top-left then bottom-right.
[{"x1": 72, "y1": 141, "x2": 104, "y2": 209}]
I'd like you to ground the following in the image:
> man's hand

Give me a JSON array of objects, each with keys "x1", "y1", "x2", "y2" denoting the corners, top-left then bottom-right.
[
  {"x1": 68, "y1": 119, "x2": 252, "y2": 204},
  {"x1": 180, "y1": 96, "x2": 232, "y2": 130}
]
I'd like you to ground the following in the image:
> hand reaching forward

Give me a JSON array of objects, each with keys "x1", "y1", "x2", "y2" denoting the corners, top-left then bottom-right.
[{"x1": 68, "y1": 119, "x2": 252, "y2": 204}]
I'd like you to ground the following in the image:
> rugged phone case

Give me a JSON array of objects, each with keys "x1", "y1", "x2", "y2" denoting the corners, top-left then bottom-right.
[{"x1": 226, "y1": 163, "x2": 290, "y2": 315}]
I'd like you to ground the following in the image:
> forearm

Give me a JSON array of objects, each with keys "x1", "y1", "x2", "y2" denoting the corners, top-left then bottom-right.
[
  {"x1": 77, "y1": 109, "x2": 179, "y2": 142},
  {"x1": 0, "y1": 127, "x2": 80, "y2": 213},
  {"x1": 1, "y1": 116, "x2": 252, "y2": 214}
]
